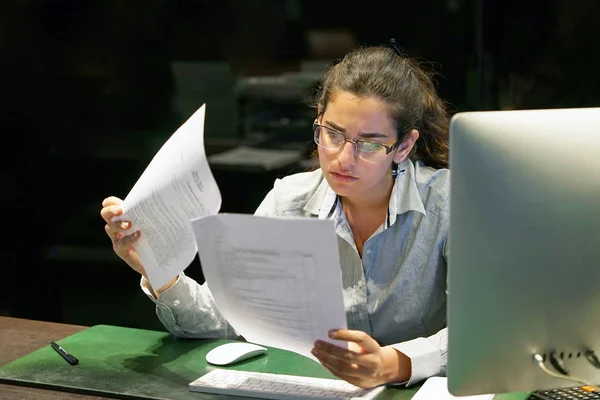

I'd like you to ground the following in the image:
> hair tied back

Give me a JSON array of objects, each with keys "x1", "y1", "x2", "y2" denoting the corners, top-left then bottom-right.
[{"x1": 388, "y1": 38, "x2": 403, "y2": 57}]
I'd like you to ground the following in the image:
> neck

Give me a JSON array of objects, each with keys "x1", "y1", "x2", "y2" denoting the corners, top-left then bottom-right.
[{"x1": 341, "y1": 173, "x2": 395, "y2": 212}]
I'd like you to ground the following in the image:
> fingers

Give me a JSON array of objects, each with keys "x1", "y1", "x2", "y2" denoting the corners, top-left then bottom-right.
[
  {"x1": 313, "y1": 341, "x2": 378, "y2": 370},
  {"x1": 100, "y1": 196, "x2": 143, "y2": 268},
  {"x1": 100, "y1": 204, "x2": 123, "y2": 224},
  {"x1": 313, "y1": 347, "x2": 372, "y2": 379},
  {"x1": 116, "y1": 230, "x2": 142, "y2": 247},
  {"x1": 312, "y1": 329, "x2": 383, "y2": 380},
  {"x1": 318, "y1": 363, "x2": 372, "y2": 389},
  {"x1": 101, "y1": 197, "x2": 132, "y2": 242},
  {"x1": 104, "y1": 221, "x2": 134, "y2": 241},
  {"x1": 101, "y1": 196, "x2": 123, "y2": 208},
  {"x1": 113, "y1": 231, "x2": 142, "y2": 259},
  {"x1": 329, "y1": 329, "x2": 379, "y2": 352},
  {"x1": 315, "y1": 341, "x2": 359, "y2": 362},
  {"x1": 318, "y1": 354, "x2": 381, "y2": 389}
]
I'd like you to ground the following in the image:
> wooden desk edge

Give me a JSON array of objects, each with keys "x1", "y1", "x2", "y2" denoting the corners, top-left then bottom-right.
[{"x1": 0, "y1": 316, "x2": 106, "y2": 399}]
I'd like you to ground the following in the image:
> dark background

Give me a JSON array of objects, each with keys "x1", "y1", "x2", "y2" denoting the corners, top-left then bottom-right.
[{"x1": 1, "y1": 0, "x2": 598, "y2": 330}]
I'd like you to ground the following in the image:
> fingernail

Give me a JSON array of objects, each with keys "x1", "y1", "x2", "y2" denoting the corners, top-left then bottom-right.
[
  {"x1": 328, "y1": 330, "x2": 337, "y2": 338},
  {"x1": 311, "y1": 349, "x2": 319, "y2": 356},
  {"x1": 314, "y1": 341, "x2": 323, "y2": 349}
]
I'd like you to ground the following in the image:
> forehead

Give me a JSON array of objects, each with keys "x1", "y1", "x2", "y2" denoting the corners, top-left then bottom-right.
[{"x1": 322, "y1": 91, "x2": 396, "y2": 135}]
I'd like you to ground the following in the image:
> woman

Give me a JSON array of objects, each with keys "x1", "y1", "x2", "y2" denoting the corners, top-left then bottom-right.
[{"x1": 100, "y1": 42, "x2": 451, "y2": 388}]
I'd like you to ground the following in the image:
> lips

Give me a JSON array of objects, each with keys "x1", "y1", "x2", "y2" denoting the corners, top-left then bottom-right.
[{"x1": 331, "y1": 171, "x2": 358, "y2": 182}]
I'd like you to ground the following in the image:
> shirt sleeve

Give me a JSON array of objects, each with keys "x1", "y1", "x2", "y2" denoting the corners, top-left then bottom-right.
[
  {"x1": 140, "y1": 272, "x2": 240, "y2": 339},
  {"x1": 391, "y1": 231, "x2": 450, "y2": 386},
  {"x1": 137, "y1": 188, "x2": 280, "y2": 338},
  {"x1": 253, "y1": 188, "x2": 276, "y2": 216},
  {"x1": 390, "y1": 327, "x2": 448, "y2": 386}
]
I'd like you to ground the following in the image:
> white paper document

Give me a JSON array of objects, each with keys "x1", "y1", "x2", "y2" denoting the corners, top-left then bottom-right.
[
  {"x1": 116, "y1": 104, "x2": 222, "y2": 289},
  {"x1": 191, "y1": 214, "x2": 348, "y2": 360},
  {"x1": 412, "y1": 377, "x2": 495, "y2": 400}
]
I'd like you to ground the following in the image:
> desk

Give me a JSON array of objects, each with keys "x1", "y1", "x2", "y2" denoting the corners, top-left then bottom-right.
[
  {"x1": 0, "y1": 317, "x2": 105, "y2": 400},
  {"x1": 0, "y1": 317, "x2": 529, "y2": 400}
]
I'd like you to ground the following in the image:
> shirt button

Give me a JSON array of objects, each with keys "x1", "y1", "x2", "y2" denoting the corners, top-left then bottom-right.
[{"x1": 173, "y1": 300, "x2": 180, "y2": 307}]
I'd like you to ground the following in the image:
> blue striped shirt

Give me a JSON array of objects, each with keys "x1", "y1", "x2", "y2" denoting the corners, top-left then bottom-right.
[{"x1": 142, "y1": 158, "x2": 450, "y2": 385}]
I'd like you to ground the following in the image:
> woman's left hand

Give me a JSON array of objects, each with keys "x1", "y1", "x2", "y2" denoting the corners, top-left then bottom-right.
[{"x1": 312, "y1": 329, "x2": 410, "y2": 388}]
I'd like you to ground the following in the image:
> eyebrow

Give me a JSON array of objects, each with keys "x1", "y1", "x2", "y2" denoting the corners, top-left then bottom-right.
[{"x1": 324, "y1": 120, "x2": 389, "y2": 139}]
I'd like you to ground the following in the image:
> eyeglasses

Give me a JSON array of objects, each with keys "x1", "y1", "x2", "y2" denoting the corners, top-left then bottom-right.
[{"x1": 313, "y1": 122, "x2": 401, "y2": 164}]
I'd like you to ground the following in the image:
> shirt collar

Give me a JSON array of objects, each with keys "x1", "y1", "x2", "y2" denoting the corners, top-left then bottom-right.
[
  {"x1": 303, "y1": 159, "x2": 426, "y2": 222},
  {"x1": 304, "y1": 177, "x2": 337, "y2": 218},
  {"x1": 388, "y1": 159, "x2": 427, "y2": 226}
]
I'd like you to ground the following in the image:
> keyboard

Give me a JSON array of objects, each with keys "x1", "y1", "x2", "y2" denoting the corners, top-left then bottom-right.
[
  {"x1": 189, "y1": 369, "x2": 386, "y2": 399},
  {"x1": 528, "y1": 386, "x2": 599, "y2": 400}
]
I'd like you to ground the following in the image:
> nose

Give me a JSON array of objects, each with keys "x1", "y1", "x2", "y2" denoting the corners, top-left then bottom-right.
[{"x1": 336, "y1": 140, "x2": 358, "y2": 167}]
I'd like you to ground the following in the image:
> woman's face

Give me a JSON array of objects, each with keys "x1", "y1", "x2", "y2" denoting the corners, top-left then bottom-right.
[{"x1": 317, "y1": 91, "x2": 416, "y2": 202}]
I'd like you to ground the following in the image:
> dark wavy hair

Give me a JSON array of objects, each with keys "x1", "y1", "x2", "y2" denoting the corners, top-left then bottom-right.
[{"x1": 313, "y1": 45, "x2": 450, "y2": 169}]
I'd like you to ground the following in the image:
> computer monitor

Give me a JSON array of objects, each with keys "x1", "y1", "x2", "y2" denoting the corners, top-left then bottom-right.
[{"x1": 447, "y1": 107, "x2": 600, "y2": 396}]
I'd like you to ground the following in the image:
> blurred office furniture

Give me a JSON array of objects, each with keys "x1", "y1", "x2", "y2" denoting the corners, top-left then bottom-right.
[{"x1": 171, "y1": 62, "x2": 239, "y2": 141}]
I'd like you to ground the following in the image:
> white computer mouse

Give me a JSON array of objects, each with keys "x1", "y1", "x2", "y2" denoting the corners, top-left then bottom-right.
[{"x1": 205, "y1": 342, "x2": 267, "y2": 366}]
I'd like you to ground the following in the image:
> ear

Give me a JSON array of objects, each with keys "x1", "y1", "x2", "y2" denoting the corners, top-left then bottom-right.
[{"x1": 393, "y1": 129, "x2": 420, "y2": 164}]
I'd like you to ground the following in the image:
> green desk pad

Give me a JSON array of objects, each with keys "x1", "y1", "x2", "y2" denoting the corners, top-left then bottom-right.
[{"x1": 0, "y1": 325, "x2": 530, "y2": 400}]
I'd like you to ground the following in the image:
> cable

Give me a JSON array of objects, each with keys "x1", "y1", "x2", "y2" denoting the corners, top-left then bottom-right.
[
  {"x1": 533, "y1": 354, "x2": 600, "y2": 391},
  {"x1": 585, "y1": 350, "x2": 600, "y2": 370},
  {"x1": 549, "y1": 352, "x2": 569, "y2": 375}
]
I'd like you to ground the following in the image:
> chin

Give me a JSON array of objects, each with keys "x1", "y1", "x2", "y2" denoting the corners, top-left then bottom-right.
[{"x1": 325, "y1": 175, "x2": 359, "y2": 197}]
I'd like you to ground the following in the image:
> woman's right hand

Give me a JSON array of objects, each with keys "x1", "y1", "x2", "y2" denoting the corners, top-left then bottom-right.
[
  {"x1": 100, "y1": 196, "x2": 146, "y2": 277},
  {"x1": 100, "y1": 197, "x2": 178, "y2": 296}
]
